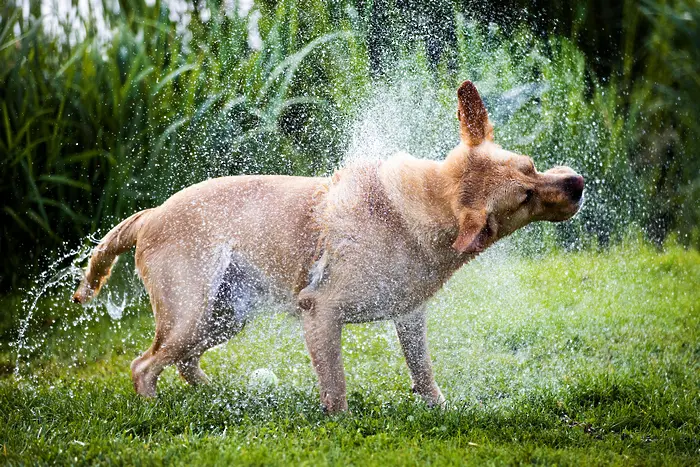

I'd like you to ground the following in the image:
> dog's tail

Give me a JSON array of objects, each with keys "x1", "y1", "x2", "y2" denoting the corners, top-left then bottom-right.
[{"x1": 72, "y1": 209, "x2": 153, "y2": 304}]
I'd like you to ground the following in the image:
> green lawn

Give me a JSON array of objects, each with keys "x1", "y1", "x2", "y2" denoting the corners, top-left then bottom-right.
[{"x1": 1, "y1": 241, "x2": 699, "y2": 465}]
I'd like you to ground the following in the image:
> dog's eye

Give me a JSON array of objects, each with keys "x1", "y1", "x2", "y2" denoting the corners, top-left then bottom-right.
[{"x1": 523, "y1": 189, "x2": 534, "y2": 204}]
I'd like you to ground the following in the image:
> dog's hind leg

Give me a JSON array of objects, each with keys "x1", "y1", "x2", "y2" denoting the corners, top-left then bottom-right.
[
  {"x1": 130, "y1": 256, "x2": 211, "y2": 398},
  {"x1": 173, "y1": 318, "x2": 246, "y2": 386},
  {"x1": 130, "y1": 299, "x2": 205, "y2": 397},
  {"x1": 175, "y1": 355, "x2": 209, "y2": 386},
  {"x1": 174, "y1": 251, "x2": 253, "y2": 387}
]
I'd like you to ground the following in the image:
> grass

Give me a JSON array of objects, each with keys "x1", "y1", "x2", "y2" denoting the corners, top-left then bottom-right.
[{"x1": 0, "y1": 240, "x2": 698, "y2": 465}]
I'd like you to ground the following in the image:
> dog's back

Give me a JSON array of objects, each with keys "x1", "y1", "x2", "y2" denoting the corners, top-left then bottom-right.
[{"x1": 135, "y1": 175, "x2": 328, "y2": 296}]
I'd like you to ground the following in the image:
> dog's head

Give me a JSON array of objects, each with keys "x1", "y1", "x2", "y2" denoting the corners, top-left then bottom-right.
[{"x1": 444, "y1": 81, "x2": 584, "y2": 255}]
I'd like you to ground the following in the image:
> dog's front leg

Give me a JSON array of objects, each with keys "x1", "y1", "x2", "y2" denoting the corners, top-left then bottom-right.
[
  {"x1": 394, "y1": 309, "x2": 445, "y2": 407},
  {"x1": 301, "y1": 306, "x2": 348, "y2": 413}
]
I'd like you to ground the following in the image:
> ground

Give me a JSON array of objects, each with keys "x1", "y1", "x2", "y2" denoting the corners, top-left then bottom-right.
[{"x1": 0, "y1": 240, "x2": 698, "y2": 465}]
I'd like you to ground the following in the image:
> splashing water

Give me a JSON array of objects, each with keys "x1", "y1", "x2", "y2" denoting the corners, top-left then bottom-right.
[
  {"x1": 345, "y1": 74, "x2": 456, "y2": 163},
  {"x1": 7, "y1": 9, "x2": 652, "y2": 413},
  {"x1": 13, "y1": 243, "x2": 91, "y2": 377},
  {"x1": 11, "y1": 74, "x2": 566, "y2": 390},
  {"x1": 13, "y1": 237, "x2": 147, "y2": 378},
  {"x1": 104, "y1": 291, "x2": 128, "y2": 321}
]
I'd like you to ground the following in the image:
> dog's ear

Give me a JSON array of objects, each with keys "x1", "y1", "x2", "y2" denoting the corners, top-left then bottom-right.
[
  {"x1": 452, "y1": 208, "x2": 490, "y2": 254},
  {"x1": 457, "y1": 80, "x2": 491, "y2": 146}
]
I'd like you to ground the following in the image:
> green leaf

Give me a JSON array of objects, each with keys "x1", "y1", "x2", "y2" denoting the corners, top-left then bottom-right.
[
  {"x1": 2, "y1": 206, "x2": 34, "y2": 238},
  {"x1": 37, "y1": 175, "x2": 92, "y2": 191},
  {"x1": 151, "y1": 64, "x2": 198, "y2": 96}
]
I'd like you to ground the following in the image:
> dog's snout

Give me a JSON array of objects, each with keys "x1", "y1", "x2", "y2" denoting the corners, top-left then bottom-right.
[{"x1": 563, "y1": 175, "x2": 584, "y2": 202}]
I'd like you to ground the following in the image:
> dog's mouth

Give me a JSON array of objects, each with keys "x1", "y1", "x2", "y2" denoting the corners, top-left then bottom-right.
[
  {"x1": 565, "y1": 190, "x2": 585, "y2": 218},
  {"x1": 574, "y1": 191, "x2": 585, "y2": 213},
  {"x1": 542, "y1": 191, "x2": 585, "y2": 223}
]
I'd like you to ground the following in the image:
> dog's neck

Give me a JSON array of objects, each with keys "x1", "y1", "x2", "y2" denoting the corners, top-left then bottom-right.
[{"x1": 378, "y1": 152, "x2": 461, "y2": 251}]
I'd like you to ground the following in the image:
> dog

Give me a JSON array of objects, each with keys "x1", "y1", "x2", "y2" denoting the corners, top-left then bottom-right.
[{"x1": 73, "y1": 81, "x2": 584, "y2": 413}]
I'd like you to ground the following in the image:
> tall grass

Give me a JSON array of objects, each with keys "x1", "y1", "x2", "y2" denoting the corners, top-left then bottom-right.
[
  {"x1": 0, "y1": 0, "x2": 368, "y2": 288},
  {"x1": 0, "y1": 0, "x2": 696, "y2": 291},
  {"x1": 627, "y1": 0, "x2": 700, "y2": 243}
]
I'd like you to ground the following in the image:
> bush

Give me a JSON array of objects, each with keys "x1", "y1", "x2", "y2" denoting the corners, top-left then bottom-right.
[{"x1": 0, "y1": 0, "x2": 696, "y2": 290}]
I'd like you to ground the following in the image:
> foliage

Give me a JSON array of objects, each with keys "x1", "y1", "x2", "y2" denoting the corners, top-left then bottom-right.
[
  {"x1": 627, "y1": 0, "x2": 700, "y2": 244},
  {"x1": 1, "y1": 0, "x2": 698, "y2": 291},
  {"x1": 1, "y1": 243, "x2": 698, "y2": 464},
  {"x1": 0, "y1": 0, "x2": 368, "y2": 289}
]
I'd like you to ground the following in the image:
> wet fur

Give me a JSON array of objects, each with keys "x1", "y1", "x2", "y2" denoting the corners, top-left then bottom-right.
[{"x1": 73, "y1": 81, "x2": 584, "y2": 412}]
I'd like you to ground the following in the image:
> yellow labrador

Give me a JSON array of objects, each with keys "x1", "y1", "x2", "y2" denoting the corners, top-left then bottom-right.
[{"x1": 73, "y1": 81, "x2": 584, "y2": 413}]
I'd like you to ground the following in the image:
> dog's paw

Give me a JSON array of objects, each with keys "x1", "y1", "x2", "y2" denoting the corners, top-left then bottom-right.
[
  {"x1": 428, "y1": 390, "x2": 447, "y2": 409},
  {"x1": 320, "y1": 395, "x2": 349, "y2": 415},
  {"x1": 412, "y1": 385, "x2": 446, "y2": 409}
]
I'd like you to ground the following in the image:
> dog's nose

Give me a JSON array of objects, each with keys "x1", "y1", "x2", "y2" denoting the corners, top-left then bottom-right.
[{"x1": 563, "y1": 175, "x2": 584, "y2": 202}]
